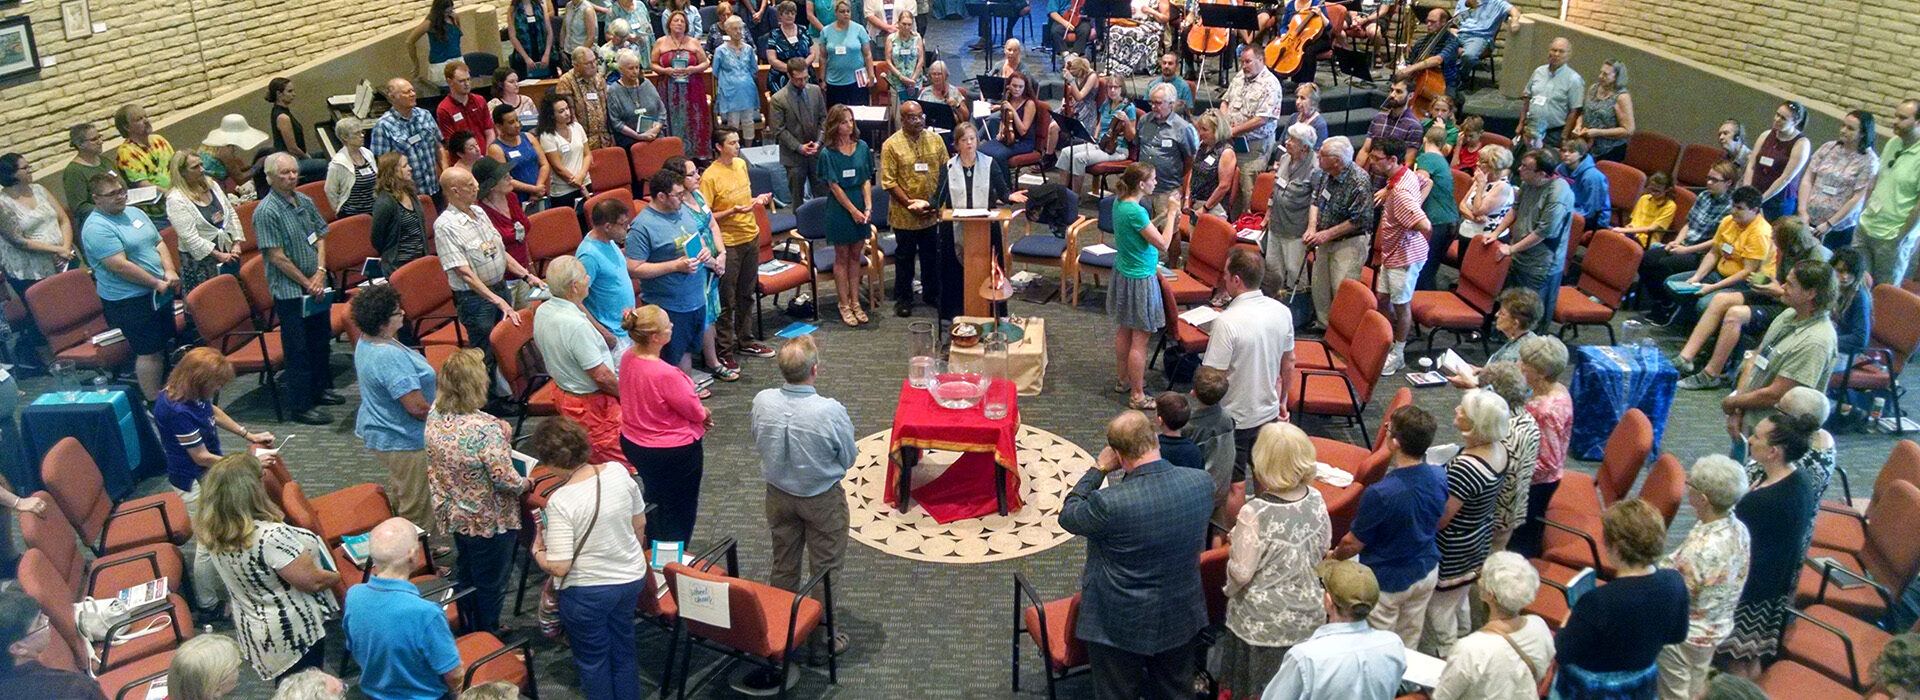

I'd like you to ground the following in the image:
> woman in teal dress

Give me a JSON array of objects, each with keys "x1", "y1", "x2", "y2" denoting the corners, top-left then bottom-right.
[
  {"x1": 1109, "y1": 162, "x2": 1178, "y2": 410},
  {"x1": 667, "y1": 155, "x2": 740, "y2": 382},
  {"x1": 815, "y1": 104, "x2": 874, "y2": 326}
]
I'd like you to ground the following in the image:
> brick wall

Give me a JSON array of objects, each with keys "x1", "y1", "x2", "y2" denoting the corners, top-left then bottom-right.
[
  {"x1": 1559, "y1": 0, "x2": 1919, "y2": 115},
  {"x1": 0, "y1": 0, "x2": 434, "y2": 167}
]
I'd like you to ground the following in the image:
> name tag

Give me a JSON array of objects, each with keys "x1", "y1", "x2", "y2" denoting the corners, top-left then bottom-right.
[
  {"x1": 407, "y1": 133, "x2": 423, "y2": 145},
  {"x1": 913, "y1": 162, "x2": 929, "y2": 172},
  {"x1": 559, "y1": 143, "x2": 573, "y2": 154},
  {"x1": 841, "y1": 168, "x2": 855, "y2": 178},
  {"x1": 1753, "y1": 353, "x2": 1771, "y2": 372},
  {"x1": 131, "y1": 219, "x2": 144, "y2": 229},
  {"x1": 1819, "y1": 183, "x2": 1840, "y2": 196},
  {"x1": 452, "y1": 112, "x2": 465, "y2": 123},
  {"x1": 585, "y1": 92, "x2": 600, "y2": 101},
  {"x1": 1530, "y1": 94, "x2": 1547, "y2": 108},
  {"x1": 835, "y1": 46, "x2": 847, "y2": 55},
  {"x1": 307, "y1": 231, "x2": 319, "y2": 245},
  {"x1": 1160, "y1": 138, "x2": 1173, "y2": 148},
  {"x1": 1203, "y1": 155, "x2": 1216, "y2": 166},
  {"x1": 1758, "y1": 156, "x2": 1775, "y2": 167},
  {"x1": 1721, "y1": 242, "x2": 1734, "y2": 254},
  {"x1": 507, "y1": 148, "x2": 523, "y2": 159},
  {"x1": 514, "y1": 221, "x2": 527, "y2": 241}
]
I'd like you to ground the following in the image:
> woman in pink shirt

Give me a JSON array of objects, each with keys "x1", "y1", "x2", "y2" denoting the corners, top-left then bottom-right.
[
  {"x1": 1513, "y1": 334, "x2": 1572, "y2": 558},
  {"x1": 617, "y1": 304, "x2": 711, "y2": 544}
]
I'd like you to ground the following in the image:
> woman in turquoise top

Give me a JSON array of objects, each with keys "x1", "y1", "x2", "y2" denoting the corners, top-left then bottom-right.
[
  {"x1": 1109, "y1": 162, "x2": 1178, "y2": 410},
  {"x1": 407, "y1": 0, "x2": 465, "y2": 87},
  {"x1": 885, "y1": 14, "x2": 925, "y2": 106},
  {"x1": 713, "y1": 17, "x2": 762, "y2": 142},
  {"x1": 605, "y1": 0, "x2": 656, "y2": 64},
  {"x1": 668, "y1": 155, "x2": 741, "y2": 382},
  {"x1": 814, "y1": 105, "x2": 875, "y2": 327},
  {"x1": 812, "y1": 0, "x2": 874, "y2": 106}
]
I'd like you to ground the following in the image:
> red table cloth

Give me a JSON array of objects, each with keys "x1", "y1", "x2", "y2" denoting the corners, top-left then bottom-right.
[{"x1": 884, "y1": 377, "x2": 1023, "y2": 523}]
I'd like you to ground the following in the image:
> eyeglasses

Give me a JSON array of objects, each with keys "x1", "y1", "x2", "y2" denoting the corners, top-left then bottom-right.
[{"x1": 97, "y1": 188, "x2": 129, "y2": 199}]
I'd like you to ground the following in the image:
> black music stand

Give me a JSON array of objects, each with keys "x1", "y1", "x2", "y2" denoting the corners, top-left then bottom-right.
[
  {"x1": 977, "y1": 75, "x2": 1007, "y2": 102},
  {"x1": 919, "y1": 99, "x2": 959, "y2": 131},
  {"x1": 1052, "y1": 108, "x2": 1094, "y2": 182},
  {"x1": 1330, "y1": 45, "x2": 1375, "y2": 124},
  {"x1": 1193, "y1": 4, "x2": 1262, "y2": 89},
  {"x1": 965, "y1": 1, "x2": 1027, "y2": 71}
]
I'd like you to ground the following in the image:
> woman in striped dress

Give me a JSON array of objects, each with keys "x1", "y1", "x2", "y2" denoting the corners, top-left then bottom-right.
[{"x1": 1426, "y1": 388, "x2": 1511, "y2": 658}]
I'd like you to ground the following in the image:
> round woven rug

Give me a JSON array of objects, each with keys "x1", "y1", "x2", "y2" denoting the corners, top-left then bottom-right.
[{"x1": 844, "y1": 425, "x2": 1095, "y2": 564}]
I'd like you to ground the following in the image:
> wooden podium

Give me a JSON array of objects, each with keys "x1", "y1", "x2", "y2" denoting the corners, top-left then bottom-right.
[{"x1": 941, "y1": 208, "x2": 1015, "y2": 317}]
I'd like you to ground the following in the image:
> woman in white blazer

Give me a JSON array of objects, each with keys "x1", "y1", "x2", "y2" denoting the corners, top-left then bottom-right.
[
  {"x1": 162, "y1": 150, "x2": 243, "y2": 295},
  {"x1": 324, "y1": 117, "x2": 380, "y2": 218}
]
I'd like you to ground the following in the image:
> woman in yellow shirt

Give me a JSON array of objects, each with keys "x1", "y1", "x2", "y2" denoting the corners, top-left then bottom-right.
[{"x1": 1611, "y1": 172, "x2": 1676, "y2": 248}]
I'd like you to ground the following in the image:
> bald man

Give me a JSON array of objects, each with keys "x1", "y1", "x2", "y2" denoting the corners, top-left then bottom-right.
[
  {"x1": 253, "y1": 153, "x2": 339, "y2": 425},
  {"x1": 1518, "y1": 37, "x2": 1584, "y2": 148},
  {"x1": 1061, "y1": 411, "x2": 1214, "y2": 700},
  {"x1": 436, "y1": 167, "x2": 541, "y2": 394},
  {"x1": 370, "y1": 78, "x2": 446, "y2": 203},
  {"x1": 343, "y1": 518, "x2": 462, "y2": 700}
]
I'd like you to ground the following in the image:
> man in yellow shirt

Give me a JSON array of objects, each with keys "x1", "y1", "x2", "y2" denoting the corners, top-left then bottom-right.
[
  {"x1": 701, "y1": 127, "x2": 776, "y2": 365},
  {"x1": 1669, "y1": 185, "x2": 1770, "y2": 316},
  {"x1": 878, "y1": 101, "x2": 949, "y2": 318}
]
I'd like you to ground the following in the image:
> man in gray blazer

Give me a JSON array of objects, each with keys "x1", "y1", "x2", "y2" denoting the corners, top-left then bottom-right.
[
  {"x1": 767, "y1": 60, "x2": 826, "y2": 208},
  {"x1": 1061, "y1": 410, "x2": 1215, "y2": 700}
]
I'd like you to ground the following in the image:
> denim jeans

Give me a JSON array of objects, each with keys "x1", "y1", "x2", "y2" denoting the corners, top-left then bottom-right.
[
  {"x1": 558, "y1": 578, "x2": 646, "y2": 700},
  {"x1": 454, "y1": 530, "x2": 518, "y2": 634}
]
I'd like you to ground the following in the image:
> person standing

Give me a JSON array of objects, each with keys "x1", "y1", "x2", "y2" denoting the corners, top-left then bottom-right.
[
  {"x1": 1858, "y1": 98, "x2": 1920, "y2": 287},
  {"x1": 1200, "y1": 249, "x2": 1294, "y2": 484},
  {"x1": 325, "y1": 117, "x2": 380, "y2": 218},
  {"x1": 1516, "y1": 37, "x2": 1583, "y2": 149},
  {"x1": 1744, "y1": 102, "x2": 1812, "y2": 221},
  {"x1": 769, "y1": 61, "x2": 826, "y2": 207},
  {"x1": 343, "y1": 519, "x2": 463, "y2": 700},
  {"x1": 555, "y1": 49, "x2": 614, "y2": 151},
  {"x1": 815, "y1": 105, "x2": 876, "y2": 326},
  {"x1": 198, "y1": 456, "x2": 340, "y2": 681},
  {"x1": 111, "y1": 104, "x2": 176, "y2": 225},
  {"x1": 618, "y1": 305, "x2": 711, "y2": 543},
  {"x1": 1431, "y1": 553, "x2": 1555, "y2": 700},
  {"x1": 534, "y1": 255, "x2": 630, "y2": 471},
  {"x1": 1263, "y1": 123, "x2": 1318, "y2": 295},
  {"x1": 425, "y1": 350, "x2": 529, "y2": 634},
  {"x1": 1358, "y1": 80, "x2": 1423, "y2": 170},
  {"x1": 1220, "y1": 46, "x2": 1285, "y2": 215},
  {"x1": 253, "y1": 154, "x2": 340, "y2": 424},
  {"x1": 1263, "y1": 561, "x2": 1407, "y2": 700},
  {"x1": 1333, "y1": 405, "x2": 1445, "y2": 648},
  {"x1": 812, "y1": 0, "x2": 874, "y2": 107},
  {"x1": 77, "y1": 171, "x2": 179, "y2": 401},
  {"x1": 161, "y1": 152, "x2": 241, "y2": 295},
  {"x1": 627, "y1": 170, "x2": 711, "y2": 368},
  {"x1": 1109, "y1": 164, "x2": 1179, "y2": 411},
  {"x1": 1137, "y1": 83, "x2": 1199, "y2": 218},
  {"x1": 1365, "y1": 144, "x2": 1433, "y2": 375},
  {"x1": 434, "y1": 60, "x2": 496, "y2": 147},
  {"x1": 488, "y1": 104, "x2": 549, "y2": 207},
  {"x1": 1061, "y1": 410, "x2": 1214, "y2": 700},
  {"x1": 879, "y1": 102, "x2": 948, "y2": 318},
  {"x1": 1489, "y1": 149, "x2": 1574, "y2": 334},
  {"x1": 1216, "y1": 422, "x2": 1331, "y2": 700},
  {"x1": 370, "y1": 79, "x2": 445, "y2": 206},
  {"x1": 0, "y1": 154, "x2": 75, "y2": 375},
  {"x1": 436, "y1": 168, "x2": 543, "y2": 393},
  {"x1": 750, "y1": 334, "x2": 855, "y2": 654},
  {"x1": 1303, "y1": 136, "x2": 1374, "y2": 328},
  {"x1": 349, "y1": 284, "x2": 440, "y2": 548},
  {"x1": 1656, "y1": 455, "x2": 1751, "y2": 700},
  {"x1": 702, "y1": 128, "x2": 777, "y2": 360},
  {"x1": 1413, "y1": 126, "x2": 1461, "y2": 291},
  {"x1": 63, "y1": 123, "x2": 112, "y2": 225},
  {"x1": 606, "y1": 52, "x2": 668, "y2": 151}
]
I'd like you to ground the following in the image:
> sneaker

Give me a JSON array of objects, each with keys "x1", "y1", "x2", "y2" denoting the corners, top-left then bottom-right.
[
  {"x1": 739, "y1": 342, "x2": 776, "y2": 358},
  {"x1": 1667, "y1": 352, "x2": 1695, "y2": 376},
  {"x1": 1677, "y1": 371, "x2": 1726, "y2": 390},
  {"x1": 719, "y1": 356, "x2": 740, "y2": 371},
  {"x1": 1381, "y1": 352, "x2": 1406, "y2": 376}
]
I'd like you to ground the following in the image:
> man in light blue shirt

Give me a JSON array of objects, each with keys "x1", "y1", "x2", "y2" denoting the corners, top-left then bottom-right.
[
  {"x1": 1453, "y1": 0, "x2": 1511, "y2": 77},
  {"x1": 577, "y1": 197, "x2": 639, "y2": 351},
  {"x1": 1518, "y1": 37, "x2": 1585, "y2": 148},
  {"x1": 1264, "y1": 560, "x2": 1407, "y2": 700},
  {"x1": 344, "y1": 518, "x2": 462, "y2": 700},
  {"x1": 750, "y1": 334, "x2": 856, "y2": 604}
]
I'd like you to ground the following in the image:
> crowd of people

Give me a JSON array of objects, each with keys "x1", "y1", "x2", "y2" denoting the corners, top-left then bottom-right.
[{"x1": 4, "y1": 1, "x2": 1920, "y2": 699}]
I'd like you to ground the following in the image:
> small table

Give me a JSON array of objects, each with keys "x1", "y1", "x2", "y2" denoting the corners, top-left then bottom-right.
[
  {"x1": 1567, "y1": 345, "x2": 1679, "y2": 461},
  {"x1": 885, "y1": 378, "x2": 1023, "y2": 522},
  {"x1": 18, "y1": 384, "x2": 165, "y2": 498},
  {"x1": 948, "y1": 316, "x2": 1049, "y2": 396}
]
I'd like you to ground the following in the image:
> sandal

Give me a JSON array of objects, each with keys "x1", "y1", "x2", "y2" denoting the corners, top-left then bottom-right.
[
  {"x1": 1111, "y1": 383, "x2": 1129, "y2": 394},
  {"x1": 1127, "y1": 394, "x2": 1155, "y2": 410},
  {"x1": 853, "y1": 303, "x2": 870, "y2": 324},
  {"x1": 695, "y1": 386, "x2": 713, "y2": 400},
  {"x1": 839, "y1": 304, "x2": 860, "y2": 326},
  {"x1": 704, "y1": 364, "x2": 741, "y2": 382}
]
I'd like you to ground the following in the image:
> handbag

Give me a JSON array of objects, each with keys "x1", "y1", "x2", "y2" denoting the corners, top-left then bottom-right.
[
  {"x1": 538, "y1": 468, "x2": 604, "y2": 636},
  {"x1": 73, "y1": 598, "x2": 129, "y2": 643}
]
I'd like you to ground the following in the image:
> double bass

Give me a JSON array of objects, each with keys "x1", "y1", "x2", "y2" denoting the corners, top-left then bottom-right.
[
  {"x1": 1262, "y1": 1, "x2": 1325, "y2": 75},
  {"x1": 1404, "y1": 10, "x2": 1463, "y2": 117}
]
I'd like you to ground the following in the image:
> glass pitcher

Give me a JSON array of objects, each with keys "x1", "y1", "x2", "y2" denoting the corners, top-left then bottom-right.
[
  {"x1": 908, "y1": 320, "x2": 937, "y2": 389},
  {"x1": 981, "y1": 331, "x2": 1010, "y2": 420}
]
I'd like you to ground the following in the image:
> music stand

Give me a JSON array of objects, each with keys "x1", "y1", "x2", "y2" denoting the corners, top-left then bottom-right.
[
  {"x1": 1080, "y1": 0, "x2": 1131, "y2": 68},
  {"x1": 1330, "y1": 46, "x2": 1376, "y2": 124},
  {"x1": 977, "y1": 75, "x2": 1006, "y2": 102},
  {"x1": 1193, "y1": 4, "x2": 1262, "y2": 89},
  {"x1": 919, "y1": 99, "x2": 959, "y2": 131},
  {"x1": 1052, "y1": 108, "x2": 1093, "y2": 181}
]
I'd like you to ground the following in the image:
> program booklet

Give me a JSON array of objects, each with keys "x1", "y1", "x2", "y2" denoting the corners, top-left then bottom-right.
[{"x1": 117, "y1": 578, "x2": 169, "y2": 612}]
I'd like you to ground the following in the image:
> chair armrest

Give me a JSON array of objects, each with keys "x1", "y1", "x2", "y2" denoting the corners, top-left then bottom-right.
[
  {"x1": 409, "y1": 313, "x2": 466, "y2": 346},
  {"x1": 98, "y1": 499, "x2": 184, "y2": 552},
  {"x1": 1818, "y1": 500, "x2": 1866, "y2": 522},
  {"x1": 85, "y1": 550, "x2": 165, "y2": 599},
  {"x1": 1786, "y1": 607, "x2": 1862, "y2": 688},
  {"x1": 98, "y1": 596, "x2": 189, "y2": 671},
  {"x1": 110, "y1": 669, "x2": 169, "y2": 700},
  {"x1": 1833, "y1": 468, "x2": 1856, "y2": 509},
  {"x1": 1541, "y1": 517, "x2": 1604, "y2": 573},
  {"x1": 786, "y1": 566, "x2": 836, "y2": 662},
  {"x1": 1810, "y1": 556, "x2": 1892, "y2": 606},
  {"x1": 1296, "y1": 367, "x2": 1360, "y2": 409},
  {"x1": 690, "y1": 537, "x2": 738, "y2": 574},
  {"x1": 462, "y1": 634, "x2": 536, "y2": 690}
]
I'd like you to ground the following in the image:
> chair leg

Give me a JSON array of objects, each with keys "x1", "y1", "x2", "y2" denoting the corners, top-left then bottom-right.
[
  {"x1": 659, "y1": 619, "x2": 680, "y2": 696},
  {"x1": 1603, "y1": 322, "x2": 1616, "y2": 345},
  {"x1": 511, "y1": 548, "x2": 535, "y2": 615},
  {"x1": 264, "y1": 370, "x2": 284, "y2": 422}
]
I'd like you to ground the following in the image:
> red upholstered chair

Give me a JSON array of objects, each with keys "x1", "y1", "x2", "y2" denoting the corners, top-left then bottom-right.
[
  {"x1": 665, "y1": 556, "x2": 837, "y2": 700},
  {"x1": 1832, "y1": 285, "x2": 1920, "y2": 437},
  {"x1": 1756, "y1": 659, "x2": 1872, "y2": 699},
  {"x1": 1311, "y1": 387, "x2": 1410, "y2": 487},
  {"x1": 1666, "y1": 186, "x2": 1697, "y2": 240},
  {"x1": 1553, "y1": 228, "x2": 1644, "y2": 344},
  {"x1": 1595, "y1": 160, "x2": 1647, "y2": 229},
  {"x1": 1796, "y1": 480, "x2": 1920, "y2": 623},
  {"x1": 187, "y1": 274, "x2": 287, "y2": 420},
  {"x1": 16, "y1": 549, "x2": 191, "y2": 675},
  {"x1": 1563, "y1": 213, "x2": 1589, "y2": 273},
  {"x1": 1152, "y1": 274, "x2": 1210, "y2": 383},
  {"x1": 527, "y1": 207, "x2": 586, "y2": 275},
  {"x1": 323, "y1": 214, "x2": 377, "y2": 291},
  {"x1": 492, "y1": 306, "x2": 555, "y2": 431},
  {"x1": 1781, "y1": 601, "x2": 1919, "y2": 691},
  {"x1": 40, "y1": 438, "x2": 191, "y2": 553},
  {"x1": 24, "y1": 269, "x2": 131, "y2": 373},
  {"x1": 236, "y1": 255, "x2": 281, "y2": 330},
  {"x1": 587, "y1": 146, "x2": 633, "y2": 194},
  {"x1": 1248, "y1": 172, "x2": 1275, "y2": 217},
  {"x1": 1165, "y1": 213, "x2": 1237, "y2": 304},
  {"x1": 1813, "y1": 440, "x2": 1920, "y2": 556},
  {"x1": 389, "y1": 255, "x2": 467, "y2": 348},
  {"x1": 631, "y1": 138, "x2": 685, "y2": 194},
  {"x1": 1295, "y1": 279, "x2": 1373, "y2": 371},
  {"x1": 1638, "y1": 454, "x2": 1686, "y2": 528},
  {"x1": 1199, "y1": 545, "x2": 1230, "y2": 627},
  {"x1": 1411, "y1": 235, "x2": 1510, "y2": 354},
  {"x1": 18, "y1": 491, "x2": 185, "y2": 599},
  {"x1": 279, "y1": 480, "x2": 392, "y2": 548},
  {"x1": 1557, "y1": 407, "x2": 1653, "y2": 509},
  {"x1": 235, "y1": 200, "x2": 261, "y2": 257},
  {"x1": 296, "y1": 181, "x2": 334, "y2": 222},
  {"x1": 753, "y1": 202, "x2": 817, "y2": 336},
  {"x1": 455, "y1": 632, "x2": 540, "y2": 697},
  {"x1": 582, "y1": 188, "x2": 636, "y2": 227},
  {"x1": 1675, "y1": 144, "x2": 1726, "y2": 189},
  {"x1": 1013, "y1": 574, "x2": 1088, "y2": 700},
  {"x1": 1624, "y1": 132, "x2": 1682, "y2": 180},
  {"x1": 1289, "y1": 310, "x2": 1393, "y2": 448},
  {"x1": 1479, "y1": 132, "x2": 1513, "y2": 150}
]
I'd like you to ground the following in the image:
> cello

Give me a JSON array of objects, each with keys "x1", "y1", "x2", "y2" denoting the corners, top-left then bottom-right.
[
  {"x1": 1262, "y1": 0, "x2": 1325, "y2": 75},
  {"x1": 1185, "y1": 0, "x2": 1238, "y2": 57}
]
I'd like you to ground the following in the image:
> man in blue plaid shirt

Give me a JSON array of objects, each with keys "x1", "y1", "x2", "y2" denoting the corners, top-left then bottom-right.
[{"x1": 370, "y1": 78, "x2": 444, "y2": 204}]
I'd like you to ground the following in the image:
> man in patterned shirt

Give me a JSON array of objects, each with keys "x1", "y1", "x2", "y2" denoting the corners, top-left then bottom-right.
[
  {"x1": 1221, "y1": 45, "x2": 1284, "y2": 215},
  {"x1": 370, "y1": 78, "x2": 445, "y2": 206},
  {"x1": 1303, "y1": 136, "x2": 1375, "y2": 328},
  {"x1": 253, "y1": 153, "x2": 339, "y2": 425},
  {"x1": 1359, "y1": 79, "x2": 1423, "y2": 171},
  {"x1": 1365, "y1": 143, "x2": 1432, "y2": 375}
]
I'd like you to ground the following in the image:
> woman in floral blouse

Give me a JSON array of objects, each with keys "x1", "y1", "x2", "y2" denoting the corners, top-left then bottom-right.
[
  {"x1": 1513, "y1": 335, "x2": 1572, "y2": 558},
  {"x1": 425, "y1": 348, "x2": 530, "y2": 634},
  {"x1": 1217, "y1": 422, "x2": 1330, "y2": 699},
  {"x1": 1658, "y1": 455, "x2": 1751, "y2": 699},
  {"x1": 1796, "y1": 109, "x2": 1879, "y2": 249}
]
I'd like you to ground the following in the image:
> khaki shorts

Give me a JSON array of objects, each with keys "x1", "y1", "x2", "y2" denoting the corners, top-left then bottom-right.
[{"x1": 1376, "y1": 262, "x2": 1420, "y2": 305}]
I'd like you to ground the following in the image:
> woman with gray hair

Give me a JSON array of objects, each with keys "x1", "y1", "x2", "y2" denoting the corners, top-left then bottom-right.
[
  {"x1": 1656, "y1": 454, "x2": 1751, "y2": 700},
  {"x1": 1478, "y1": 362, "x2": 1538, "y2": 553},
  {"x1": 170, "y1": 633, "x2": 244, "y2": 700},
  {"x1": 1512, "y1": 334, "x2": 1571, "y2": 556},
  {"x1": 1568, "y1": 59, "x2": 1635, "y2": 162},
  {"x1": 270, "y1": 670, "x2": 346, "y2": 700},
  {"x1": 324, "y1": 117, "x2": 378, "y2": 218},
  {"x1": 1427, "y1": 388, "x2": 1511, "y2": 657},
  {"x1": 1447, "y1": 287, "x2": 1543, "y2": 388},
  {"x1": 1262, "y1": 120, "x2": 1319, "y2": 294},
  {"x1": 1433, "y1": 551, "x2": 1553, "y2": 699}
]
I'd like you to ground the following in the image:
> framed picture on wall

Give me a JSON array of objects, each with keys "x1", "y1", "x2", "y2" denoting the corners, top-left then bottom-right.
[
  {"x1": 0, "y1": 16, "x2": 39, "y2": 81},
  {"x1": 61, "y1": 0, "x2": 91, "y2": 41}
]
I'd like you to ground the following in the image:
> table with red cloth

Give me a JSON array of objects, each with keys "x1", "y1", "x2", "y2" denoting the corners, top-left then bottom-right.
[{"x1": 884, "y1": 378, "x2": 1023, "y2": 523}]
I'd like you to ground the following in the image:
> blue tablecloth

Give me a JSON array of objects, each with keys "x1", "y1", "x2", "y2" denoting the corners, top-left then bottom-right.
[
  {"x1": 16, "y1": 384, "x2": 164, "y2": 499},
  {"x1": 1568, "y1": 345, "x2": 1679, "y2": 462}
]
